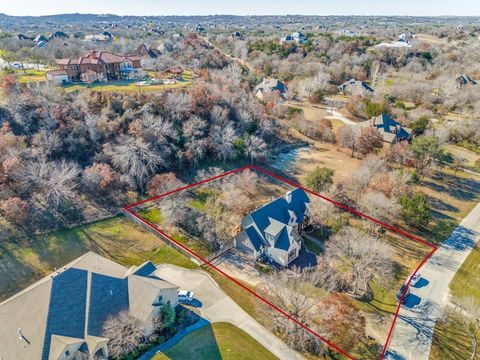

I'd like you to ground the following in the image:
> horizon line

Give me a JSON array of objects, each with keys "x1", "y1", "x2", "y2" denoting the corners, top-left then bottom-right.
[{"x1": 2, "y1": 12, "x2": 480, "y2": 18}]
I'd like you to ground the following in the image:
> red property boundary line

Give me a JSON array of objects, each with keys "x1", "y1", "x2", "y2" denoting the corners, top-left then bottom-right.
[{"x1": 124, "y1": 164, "x2": 439, "y2": 360}]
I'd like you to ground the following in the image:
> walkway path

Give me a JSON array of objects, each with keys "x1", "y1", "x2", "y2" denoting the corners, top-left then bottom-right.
[
  {"x1": 150, "y1": 264, "x2": 305, "y2": 360},
  {"x1": 385, "y1": 202, "x2": 480, "y2": 360}
]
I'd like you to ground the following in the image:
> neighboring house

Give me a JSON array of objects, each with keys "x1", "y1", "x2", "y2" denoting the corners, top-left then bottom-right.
[
  {"x1": 281, "y1": 31, "x2": 307, "y2": 44},
  {"x1": 47, "y1": 31, "x2": 69, "y2": 41},
  {"x1": 56, "y1": 51, "x2": 143, "y2": 82},
  {"x1": 338, "y1": 79, "x2": 374, "y2": 95},
  {"x1": 231, "y1": 31, "x2": 243, "y2": 39},
  {"x1": 196, "y1": 25, "x2": 206, "y2": 33},
  {"x1": 254, "y1": 78, "x2": 288, "y2": 99},
  {"x1": 17, "y1": 33, "x2": 34, "y2": 41},
  {"x1": 236, "y1": 188, "x2": 310, "y2": 267},
  {"x1": 33, "y1": 34, "x2": 48, "y2": 49},
  {"x1": 45, "y1": 70, "x2": 69, "y2": 85},
  {"x1": 84, "y1": 32, "x2": 113, "y2": 43},
  {"x1": 375, "y1": 38, "x2": 412, "y2": 49},
  {"x1": 129, "y1": 43, "x2": 161, "y2": 70},
  {"x1": 354, "y1": 113, "x2": 413, "y2": 144},
  {"x1": 456, "y1": 74, "x2": 478, "y2": 87},
  {"x1": 164, "y1": 66, "x2": 183, "y2": 79},
  {"x1": 337, "y1": 29, "x2": 360, "y2": 37},
  {"x1": 0, "y1": 252, "x2": 178, "y2": 360}
]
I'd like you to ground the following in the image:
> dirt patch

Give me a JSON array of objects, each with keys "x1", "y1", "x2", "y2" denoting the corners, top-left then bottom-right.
[{"x1": 273, "y1": 141, "x2": 362, "y2": 184}]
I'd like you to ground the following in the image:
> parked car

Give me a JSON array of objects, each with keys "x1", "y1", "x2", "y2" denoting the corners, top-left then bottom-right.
[
  {"x1": 396, "y1": 285, "x2": 410, "y2": 304},
  {"x1": 408, "y1": 273, "x2": 421, "y2": 287},
  {"x1": 178, "y1": 290, "x2": 194, "y2": 303},
  {"x1": 11, "y1": 62, "x2": 22, "y2": 69}
]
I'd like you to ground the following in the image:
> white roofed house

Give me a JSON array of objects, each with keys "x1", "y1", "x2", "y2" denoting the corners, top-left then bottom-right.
[
  {"x1": 235, "y1": 188, "x2": 311, "y2": 267},
  {"x1": 0, "y1": 252, "x2": 178, "y2": 360}
]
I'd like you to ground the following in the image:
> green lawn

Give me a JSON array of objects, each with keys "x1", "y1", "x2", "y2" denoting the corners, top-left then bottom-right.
[
  {"x1": 449, "y1": 245, "x2": 480, "y2": 302},
  {"x1": 138, "y1": 208, "x2": 164, "y2": 224},
  {"x1": 16, "y1": 69, "x2": 52, "y2": 83},
  {"x1": 429, "y1": 309, "x2": 479, "y2": 360},
  {"x1": 152, "y1": 322, "x2": 278, "y2": 360},
  {"x1": 171, "y1": 232, "x2": 211, "y2": 258},
  {"x1": 63, "y1": 79, "x2": 192, "y2": 93},
  {"x1": 0, "y1": 215, "x2": 196, "y2": 301}
]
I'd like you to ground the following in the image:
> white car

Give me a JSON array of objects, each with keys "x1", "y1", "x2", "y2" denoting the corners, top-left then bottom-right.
[
  {"x1": 11, "y1": 62, "x2": 23, "y2": 69},
  {"x1": 178, "y1": 290, "x2": 194, "y2": 302},
  {"x1": 408, "y1": 273, "x2": 421, "y2": 287}
]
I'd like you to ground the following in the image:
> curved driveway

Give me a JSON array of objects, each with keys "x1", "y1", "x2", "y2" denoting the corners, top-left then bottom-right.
[{"x1": 154, "y1": 264, "x2": 305, "y2": 360}]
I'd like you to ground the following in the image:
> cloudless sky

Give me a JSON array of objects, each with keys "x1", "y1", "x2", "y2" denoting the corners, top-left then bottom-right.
[{"x1": 1, "y1": 0, "x2": 480, "y2": 17}]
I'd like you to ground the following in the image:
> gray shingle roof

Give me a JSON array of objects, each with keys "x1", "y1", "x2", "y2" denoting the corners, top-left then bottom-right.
[
  {"x1": 88, "y1": 273, "x2": 129, "y2": 337},
  {"x1": 245, "y1": 188, "x2": 309, "y2": 253},
  {"x1": 41, "y1": 268, "x2": 88, "y2": 360},
  {"x1": 0, "y1": 252, "x2": 178, "y2": 360}
]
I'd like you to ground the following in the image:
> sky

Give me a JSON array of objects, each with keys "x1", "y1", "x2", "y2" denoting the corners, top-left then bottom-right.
[{"x1": 1, "y1": 0, "x2": 480, "y2": 17}]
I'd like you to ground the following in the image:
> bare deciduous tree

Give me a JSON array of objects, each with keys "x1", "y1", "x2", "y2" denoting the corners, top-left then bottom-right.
[
  {"x1": 325, "y1": 226, "x2": 393, "y2": 300},
  {"x1": 22, "y1": 160, "x2": 80, "y2": 207},
  {"x1": 244, "y1": 135, "x2": 267, "y2": 163},
  {"x1": 104, "y1": 136, "x2": 163, "y2": 189},
  {"x1": 102, "y1": 311, "x2": 153, "y2": 359}
]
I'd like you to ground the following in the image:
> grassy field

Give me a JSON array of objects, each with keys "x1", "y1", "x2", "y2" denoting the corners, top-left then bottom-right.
[
  {"x1": 429, "y1": 309, "x2": 479, "y2": 360},
  {"x1": 416, "y1": 168, "x2": 480, "y2": 242},
  {"x1": 450, "y1": 245, "x2": 480, "y2": 301},
  {"x1": 15, "y1": 68, "x2": 52, "y2": 83},
  {"x1": 63, "y1": 79, "x2": 192, "y2": 93},
  {"x1": 63, "y1": 69, "x2": 194, "y2": 93},
  {"x1": 152, "y1": 322, "x2": 278, "y2": 360},
  {"x1": 0, "y1": 215, "x2": 196, "y2": 301}
]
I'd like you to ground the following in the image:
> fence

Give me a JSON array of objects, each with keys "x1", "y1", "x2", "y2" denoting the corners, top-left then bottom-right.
[{"x1": 122, "y1": 209, "x2": 202, "y2": 266}]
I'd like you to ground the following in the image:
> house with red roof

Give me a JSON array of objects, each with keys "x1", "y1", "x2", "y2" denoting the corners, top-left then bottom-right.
[{"x1": 55, "y1": 51, "x2": 143, "y2": 82}]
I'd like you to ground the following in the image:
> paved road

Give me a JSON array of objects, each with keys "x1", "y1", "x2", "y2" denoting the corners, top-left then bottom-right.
[
  {"x1": 386, "y1": 202, "x2": 480, "y2": 360},
  {"x1": 153, "y1": 264, "x2": 305, "y2": 360},
  {"x1": 285, "y1": 100, "x2": 357, "y2": 126}
]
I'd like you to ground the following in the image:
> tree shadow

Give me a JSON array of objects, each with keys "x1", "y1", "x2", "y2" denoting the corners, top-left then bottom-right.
[
  {"x1": 422, "y1": 172, "x2": 480, "y2": 202},
  {"x1": 425, "y1": 195, "x2": 459, "y2": 213}
]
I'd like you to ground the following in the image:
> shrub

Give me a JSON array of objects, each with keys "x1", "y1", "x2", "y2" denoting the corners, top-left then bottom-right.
[{"x1": 399, "y1": 193, "x2": 431, "y2": 228}]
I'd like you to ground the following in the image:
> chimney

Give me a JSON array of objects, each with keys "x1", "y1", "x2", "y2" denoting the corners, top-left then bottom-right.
[{"x1": 285, "y1": 191, "x2": 292, "y2": 203}]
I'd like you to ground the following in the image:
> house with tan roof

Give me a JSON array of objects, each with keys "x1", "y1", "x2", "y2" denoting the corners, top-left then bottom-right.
[
  {"x1": 0, "y1": 252, "x2": 178, "y2": 360},
  {"x1": 55, "y1": 51, "x2": 143, "y2": 82}
]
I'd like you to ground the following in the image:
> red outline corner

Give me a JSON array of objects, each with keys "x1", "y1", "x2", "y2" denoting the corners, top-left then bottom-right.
[{"x1": 124, "y1": 165, "x2": 438, "y2": 360}]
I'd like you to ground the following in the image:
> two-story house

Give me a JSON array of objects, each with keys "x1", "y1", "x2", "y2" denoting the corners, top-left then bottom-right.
[
  {"x1": 56, "y1": 51, "x2": 142, "y2": 82},
  {"x1": 236, "y1": 188, "x2": 310, "y2": 267}
]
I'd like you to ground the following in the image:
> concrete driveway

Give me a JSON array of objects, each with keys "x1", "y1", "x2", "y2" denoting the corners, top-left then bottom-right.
[
  {"x1": 385, "y1": 202, "x2": 480, "y2": 360},
  {"x1": 155, "y1": 264, "x2": 305, "y2": 360}
]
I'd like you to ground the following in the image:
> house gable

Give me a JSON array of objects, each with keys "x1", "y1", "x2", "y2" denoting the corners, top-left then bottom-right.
[{"x1": 242, "y1": 188, "x2": 310, "y2": 265}]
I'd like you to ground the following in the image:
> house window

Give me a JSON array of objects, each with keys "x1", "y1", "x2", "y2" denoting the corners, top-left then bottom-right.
[{"x1": 288, "y1": 249, "x2": 297, "y2": 263}]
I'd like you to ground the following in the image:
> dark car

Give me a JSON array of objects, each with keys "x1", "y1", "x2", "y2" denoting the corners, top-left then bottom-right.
[{"x1": 396, "y1": 285, "x2": 410, "y2": 304}]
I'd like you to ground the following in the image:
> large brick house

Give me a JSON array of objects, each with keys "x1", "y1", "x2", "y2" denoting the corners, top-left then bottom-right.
[{"x1": 56, "y1": 51, "x2": 143, "y2": 82}]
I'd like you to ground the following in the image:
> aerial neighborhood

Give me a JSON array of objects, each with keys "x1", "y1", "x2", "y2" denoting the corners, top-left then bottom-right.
[{"x1": 0, "y1": 6, "x2": 480, "y2": 360}]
